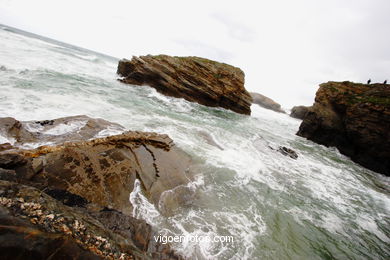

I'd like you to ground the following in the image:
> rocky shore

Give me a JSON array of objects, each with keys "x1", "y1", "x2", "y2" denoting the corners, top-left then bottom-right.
[
  {"x1": 297, "y1": 81, "x2": 390, "y2": 175},
  {"x1": 0, "y1": 116, "x2": 191, "y2": 259},
  {"x1": 117, "y1": 55, "x2": 253, "y2": 115}
]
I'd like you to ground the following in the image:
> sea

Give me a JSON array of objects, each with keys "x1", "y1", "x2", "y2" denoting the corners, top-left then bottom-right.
[{"x1": 0, "y1": 25, "x2": 389, "y2": 260}]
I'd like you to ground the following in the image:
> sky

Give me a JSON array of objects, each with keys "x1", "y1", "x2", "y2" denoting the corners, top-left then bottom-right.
[{"x1": 0, "y1": 0, "x2": 389, "y2": 108}]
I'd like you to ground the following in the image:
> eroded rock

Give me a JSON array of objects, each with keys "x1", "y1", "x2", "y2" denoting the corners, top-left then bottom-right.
[
  {"x1": 297, "y1": 81, "x2": 390, "y2": 175},
  {"x1": 0, "y1": 180, "x2": 183, "y2": 259},
  {"x1": 0, "y1": 116, "x2": 193, "y2": 259},
  {"x1": 117, "y1": 55, "x2": 253, "y2": 115}
]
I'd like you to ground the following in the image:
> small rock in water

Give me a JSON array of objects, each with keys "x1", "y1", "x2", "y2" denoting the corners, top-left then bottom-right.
[
  {"x1": 278, "y1": 146, "x2": 298, "y2": 159},
  {"x1": 35, "y1": 120, "x2": 54, "y2": 126}
]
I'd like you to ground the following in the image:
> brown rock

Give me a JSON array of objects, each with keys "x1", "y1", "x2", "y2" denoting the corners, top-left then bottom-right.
[
  {"x1": 117, "y1": 55, "x2": 253, "y2": 115},
  {"x1": 1, "y1": 131, "x2": 192, "y2": 215},
  {"x1": 0, "y1": 180, "x2": 183, "y2": 259},
  {"x1": 250, "y1": 92, "x2": 285, "y2": 113},
  {"x1": 0, "y1": 116, "x2": 193, "y2": 259},
  {"x1": 297, "y1": 81, "x2": 390, "y2": 175},
  {"x1": 290, "y1": 105, "x2": 311, "y2": 119}
]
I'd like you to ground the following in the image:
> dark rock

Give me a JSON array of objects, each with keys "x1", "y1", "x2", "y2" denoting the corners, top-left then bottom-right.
[
  {"x1": 290, "y1": 105, "x2": 311, "y2": 119},
  {"x1": 278, "y1": 146, "x2": 298, "y2": 159},
  {"x1": 117, "y1": 55, "x2": 253, "y2": 115},
  {"x1": 34, "y1": 120, "x2": 54, "y2": 126},
  {"x1": 0, "y1": 168, "x2": 16, "y2": 182},
  {"x1": 297, "y1": 81, "x2": 390, "y2": 175},
  {"x1": 0, "y1": 115, "x2": 192, "y2": 259},
  {"x1": 0, "y1": 180, "x2": 183, "y2": 259},
  {"x1": 46, "y1": 189, "x2": 89, "y2": 208},
  {"x1": 0, "y1": 143, "x2": 13, "y2": 151},
  {"x1": 250, "y1": 92, "x2": 285, "y2": 113},
  {"x1": 0, "y1": 153, "x2": 26, "y2": 169}
]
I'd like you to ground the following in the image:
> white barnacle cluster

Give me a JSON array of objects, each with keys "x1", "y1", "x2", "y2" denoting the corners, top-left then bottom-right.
[{"x1": 0, "y1": 195, "x2": 134, "y2": 259}]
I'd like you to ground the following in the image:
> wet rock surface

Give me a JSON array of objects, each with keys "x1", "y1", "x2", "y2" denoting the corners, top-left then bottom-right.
[
  {"x1": 0, "y1": 116, "x2": 191, "y2": 259},
  {"x1": 117, "y1": 55, "x2": 253, "y2": 115},
  {"x1": 250, "y1": 92, "x2": 285, "y2": 113},
  {"x1": 278, "y1": 146, "x2": 298, "y2": 159},
  {"x1": 297, "y1": 81, "x2": 390, "y2": 175},
  {"x1": 0, "y1": 115, "x2": 125, "y2": 149}
]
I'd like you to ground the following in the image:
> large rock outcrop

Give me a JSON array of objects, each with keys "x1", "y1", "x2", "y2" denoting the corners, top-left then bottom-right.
[
  {"x1": 250, "y1": 92, "x2": 285, "y2": 113},
  {"x1": 290, "y1": 105, "x2": 311, "y2": 119},
  {"x1": 297, "y1": 81, "x2": 390, "y2": 175},
  {"x1": 117, "y1": 55, "x2": 252, "y2": 115},
  {"x1": 0, "y1": 116, "x2": 191, "y2": 259}
]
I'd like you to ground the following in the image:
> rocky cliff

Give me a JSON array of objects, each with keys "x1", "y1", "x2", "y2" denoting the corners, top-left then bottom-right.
[
  {"x1": 117, "y1": 55, "x2": 252, "y2": 115},
  {"x1": 0, "y1": 116, "x2": 191, "y2": 259},
  {"x1": 250, "y1": 92, "x2": 285, "y2": 113},
  {"x1": 297, "y1": 81, "x2": 390, "y2": 175}
]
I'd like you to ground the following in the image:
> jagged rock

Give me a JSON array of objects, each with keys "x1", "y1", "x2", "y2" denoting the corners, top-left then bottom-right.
[
  {"x1": 297, "y1": 81, "x2": 390, "y2": 175},
  {"x1": 0, "y1": 115, "x2": 125, "y2": 149},
  {"x1": 250, "y1": 92, "x2": 285, "y2": 113},
  {"x1": 278, "y1": 146, "x2": 298, "y2": 159},
  {"x1": 117, "y1": 55, "x2": 252, "y2": 115},
  {"x1": 290, "y1": 105, "x2": 311, "y2": 119},
  {"x1": 0, "y1": 116, "x2": 193, "y2": 259},
  {"x1": 0, "y1": 131, "x2": 192, "y2": 215},
  {"x1": 0, "y1": 180, "x2": 183, "y2": 259}
]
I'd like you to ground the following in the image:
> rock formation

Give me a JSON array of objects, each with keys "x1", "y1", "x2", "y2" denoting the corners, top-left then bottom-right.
[
  {"x1": 0, "y1": 116, "x2": 191, "y2": 259},
  {"x1": 297, "y1": 81, "x2": 390, "y2": 175},
  {"x1": 0, "y1": 115, "x2": 125, "y2": 149},
  {"x1": 117, "y1": 55, "x2": 253, "y2": 115},
  {"x1": 290, "y1": 105, "x2": 311, "y2": 119},
  {"x1": 250, "y1": 92, "x2": 285, "y2": 113},
  {"x1": 278, "y1": 146, "x2": 298, "y2": 159}
]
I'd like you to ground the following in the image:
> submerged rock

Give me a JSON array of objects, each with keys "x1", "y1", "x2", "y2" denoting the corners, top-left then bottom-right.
[
  {"x1": 0, "y1": 115, "x2": 125, "y2": 149},
  {"x1": 117, "y1": 55, "x2": 253, "y2": 115},
  {"x1": 297, "y1": 81, "x2": 390, "y2": 175},
  {"x1": 250, "y1": 92, "x2": 285, "y2": 113},
  {"x1": 198, "y1": 130, "x2": 224, "y2": 150},
  {"x1": 278, "y1": 146, "x2": 298, "y2": 159},
  {"x1": 290, "y1": 105, "x2": 311, "y2": 119},
  {"x1": 0, "y1": 116, "x2": 192, "y2": 259}
]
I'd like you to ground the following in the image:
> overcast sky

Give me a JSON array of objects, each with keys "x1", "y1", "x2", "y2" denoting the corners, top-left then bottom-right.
[{"x1": 1, "y1": 0, "x2": 389, "y2": 108}]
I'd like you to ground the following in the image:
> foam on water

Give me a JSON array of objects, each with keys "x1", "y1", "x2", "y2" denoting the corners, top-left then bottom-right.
[{"x1": 1, "y1": 27, "x2": 389, "y2": 259}]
